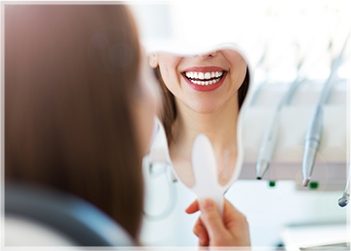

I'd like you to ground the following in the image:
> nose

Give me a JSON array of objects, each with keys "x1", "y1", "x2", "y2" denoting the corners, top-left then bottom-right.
[
  {"x1": 195, "y1": 50, "x2": 218, "y2": 58},
  {"x1": 205, "y1": 51, "x2": 218, "y2": 57}
]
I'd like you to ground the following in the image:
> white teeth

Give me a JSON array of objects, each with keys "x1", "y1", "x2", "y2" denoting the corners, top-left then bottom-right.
[
  {"x1": 184, "y1": 70, "x2": 225, "y2": 86},
  {"x1": 198, "y1": 72, "x2": 204, "y2": 80},
  {"x1": 190, "y1": 78, "x2": 221, "y2": 86},
  {"x1": 185, "y1": 71, "x2": 223, "y2": 80}
]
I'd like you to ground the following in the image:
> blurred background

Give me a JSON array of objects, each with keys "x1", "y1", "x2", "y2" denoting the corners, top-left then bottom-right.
[{"x1": 131, "y1": 0, "x2": 350, "y2": 249}]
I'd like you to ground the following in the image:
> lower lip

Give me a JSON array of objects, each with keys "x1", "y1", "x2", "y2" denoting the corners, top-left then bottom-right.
[{"x1": 183, "y1": 73, "x2": 227, "y2": 92}]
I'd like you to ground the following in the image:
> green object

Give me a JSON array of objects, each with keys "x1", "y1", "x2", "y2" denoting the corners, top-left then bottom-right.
[
  {"x1": 268, "y1": 180, "x2": 276, "y2": 187},
  {"x1": 309, "y1": 181, "x2": 319, "y2": 190}
]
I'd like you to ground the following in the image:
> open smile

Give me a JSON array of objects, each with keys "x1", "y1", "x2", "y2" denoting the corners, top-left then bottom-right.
[{"x1": 181, "y1": 66, "x2": 228, "y2": 91}]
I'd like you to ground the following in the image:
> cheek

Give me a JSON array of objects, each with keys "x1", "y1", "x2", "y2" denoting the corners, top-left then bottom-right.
[
  {"x1": 158, "y1": 57, "x2": 181, "y2": 93},
  {"x1": 223, "y1": 51, "x2": 247, "y2": 90},
  {"x1": 160, "y1": 66, "x2": 179, "y2": 91},
  {"x1": 229, "y1": 62, "x2": 247, "y2": 90}
]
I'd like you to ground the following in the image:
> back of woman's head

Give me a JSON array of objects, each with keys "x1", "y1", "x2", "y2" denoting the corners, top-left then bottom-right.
[{"x1": 5, "y1": 5, "x2": 143, "y2": 239}]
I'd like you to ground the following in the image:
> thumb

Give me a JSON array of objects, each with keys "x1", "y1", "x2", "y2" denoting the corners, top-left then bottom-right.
[{"x1": 199, "y1": 199, "x2": 227, "y2": 240}]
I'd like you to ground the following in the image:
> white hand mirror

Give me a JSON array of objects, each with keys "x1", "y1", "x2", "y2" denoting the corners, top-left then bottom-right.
[
  {"x1": 192, "y1": 134, "x2": 225, "y2": 213},
  {"x1": 147, "y1": 45, "x2": 251, "y2": 211}
]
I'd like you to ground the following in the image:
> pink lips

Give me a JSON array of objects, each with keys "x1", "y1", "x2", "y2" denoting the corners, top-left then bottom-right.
[{"x1": 182, "y1": 66, "x2": 227, "y2": 92}]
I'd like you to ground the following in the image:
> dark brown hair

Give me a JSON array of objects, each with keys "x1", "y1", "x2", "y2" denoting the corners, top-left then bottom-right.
[
  {"x1": 155, "y1": 67, "x2": 250, "y2": 143},
  {"x1": 5, "y1": 5, "x2": 143, "y2": 239}
]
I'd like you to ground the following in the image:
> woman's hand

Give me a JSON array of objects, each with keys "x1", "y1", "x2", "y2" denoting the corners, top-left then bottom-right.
[{"x1": 186, "y1": 198, "x2": 250, "y2": 247}]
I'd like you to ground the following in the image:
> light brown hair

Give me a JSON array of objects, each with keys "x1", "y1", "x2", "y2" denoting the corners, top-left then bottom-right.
[{"x1": 5, "y1": 5, "x2": 143, "y2": 239}]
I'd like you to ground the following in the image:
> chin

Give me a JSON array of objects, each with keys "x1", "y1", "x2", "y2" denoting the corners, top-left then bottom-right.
[{"x1": 186, "y1": 100, "x2": 223, "y2": 114}]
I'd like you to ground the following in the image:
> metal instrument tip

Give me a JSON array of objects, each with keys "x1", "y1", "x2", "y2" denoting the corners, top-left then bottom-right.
[
  {"x1": 338, "y1": 193, "x2": 349, "y2": 207},
  {"x1": 303, "y1": 178, "x2": 310, "y2": 187}
]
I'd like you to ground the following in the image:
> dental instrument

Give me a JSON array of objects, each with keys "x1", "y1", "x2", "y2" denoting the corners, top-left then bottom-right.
[
  {"x1": 338, "y1": 171, "x2": 350, "y2": 207},
  {"x1": 338, "y1": 182, "x2": 349, "y2": 207},
  {"x1": 256, "y1": 47, "x2": 306, "y2": 179},
  {"x1": 302, "y1": 34, "x2": 350, "y2": 186}
]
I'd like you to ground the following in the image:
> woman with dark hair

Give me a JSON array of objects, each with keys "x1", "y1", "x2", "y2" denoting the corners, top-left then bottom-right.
[
  {"x1": 148, "y1": 49, "x2": 251, "y2": 246},
  {"x1": 5, "y1": 5, "x2": 250, "y2": 247},
  {"x1": 149, "y1": 49, "x2": 250, "y2": 187}
]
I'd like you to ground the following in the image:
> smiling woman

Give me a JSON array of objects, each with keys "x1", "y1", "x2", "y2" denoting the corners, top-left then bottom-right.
[{"x1": 149, "y1": 48, "x2": 250, "y2": 187}]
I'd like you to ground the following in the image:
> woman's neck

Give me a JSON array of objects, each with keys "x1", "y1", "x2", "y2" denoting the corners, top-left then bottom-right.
[{"x1": 170, "y1": 95, "x2": 239, "y2": 186}]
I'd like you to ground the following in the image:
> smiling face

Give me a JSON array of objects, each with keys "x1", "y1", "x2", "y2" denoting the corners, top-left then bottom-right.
[{"x1": 153, "y1": 49, "x2": 247, "y2": 113}]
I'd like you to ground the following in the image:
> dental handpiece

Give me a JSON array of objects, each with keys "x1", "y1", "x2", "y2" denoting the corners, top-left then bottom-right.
[
  {"x1": 338, "y1": 175, "x2": 350, "y2": 207},
  {"x1": 301, "y1": 34, "x2": 349, "y2": 186},
  {"x1": 255, "y1": 41, "x2": 307, "y2": 180},
  {"x1": 302, "y1": 105, "x2": 323, "y2": 186},
  {"x1": 301, "y1": 75, "x2": 338, "y2": 186},
  {"x1": 255, "y1": 64, "x2": 305, "y2": 179},
  {"x1": 256, "y1": 111, "x2": 280, "y2": 179}
]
